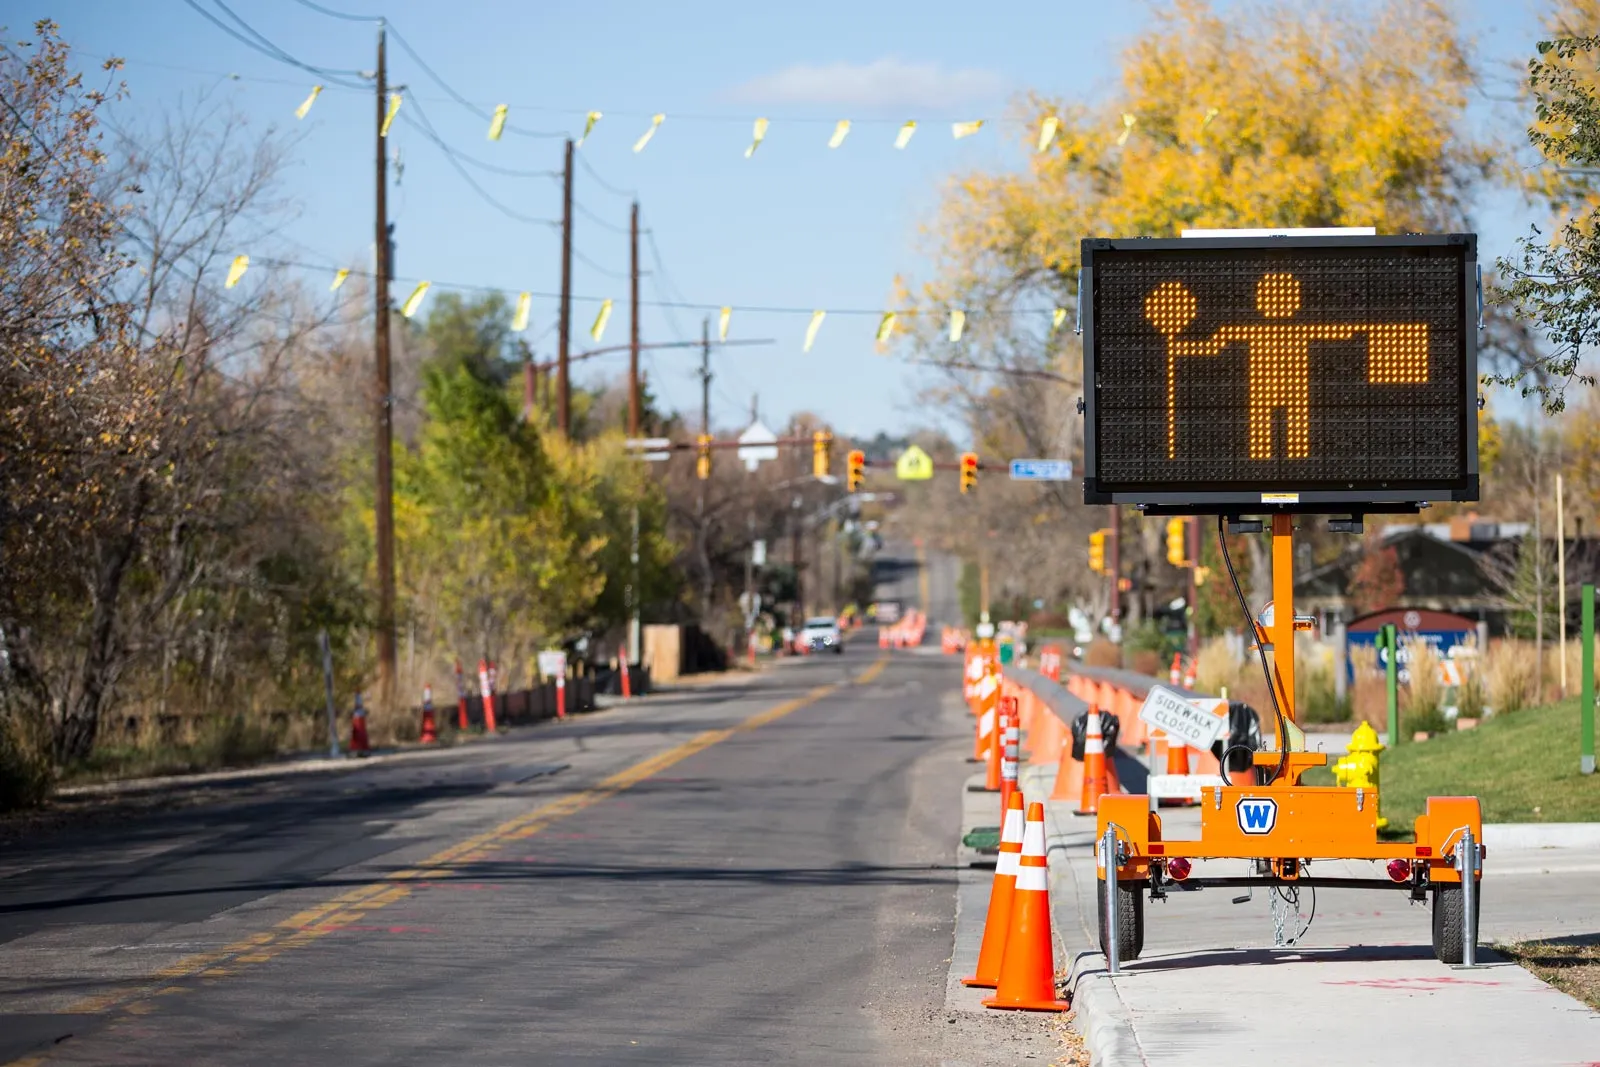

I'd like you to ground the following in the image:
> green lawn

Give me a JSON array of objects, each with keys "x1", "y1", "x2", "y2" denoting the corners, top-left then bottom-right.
[{"x1": 1300, "y1": 697, "x2": 1599, "y2": 831}]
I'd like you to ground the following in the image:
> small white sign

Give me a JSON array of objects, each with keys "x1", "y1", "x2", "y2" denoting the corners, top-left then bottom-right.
[
  {"x1": 1138, "y1": 685, "x2": 1226, "y2": 749},
  {"x1": 737, "y1": 420, "x2": 779, "y2": 471},
  {"x1": 751, "y1": 539, "x2": 767, "y2": 567},
  {"x1": 1149, "y1": 773, "x2": 1227, "y2": 801},
  {"x1": 537, "y1": 650, "x2": 568, "y2": 680}
]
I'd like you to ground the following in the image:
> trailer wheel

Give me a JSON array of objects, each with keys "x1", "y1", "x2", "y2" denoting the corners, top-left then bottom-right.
[
  {"x1": 1431, "y1": 881, "x2": 1480, "y2": 965},
  {"x1": 1098, "y1": 877, "x2": 1144, "y2": 963}
]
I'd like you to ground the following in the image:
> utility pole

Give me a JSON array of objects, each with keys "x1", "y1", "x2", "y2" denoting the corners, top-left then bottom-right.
[
  {"x1": 1115, "y1": 514, "x2": 1126, "y2": 629},
  {"x1": 1187, "y1": 515, "x2": 1200, "y2": 663},
  {"x1": 522, "y1": 348, "x2": 536, "y2": 421},
  {"x1": 699, "y1": 317, "x2": 711, "y2": 436},
  {"x1": 558, "y1": 138, "x2": 574, "y2": 436},
  {"x1": 373, "y1": 22, "x2": 396, "y2": 715},
  {"x1": 629, "y1": 201, "x2": 641, "y2": 436}
]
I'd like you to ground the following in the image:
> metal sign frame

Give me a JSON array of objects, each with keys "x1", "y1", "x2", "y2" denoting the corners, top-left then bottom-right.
[{"x1": 1080, "y1": 233, "x2": 1479, "y2": 513}]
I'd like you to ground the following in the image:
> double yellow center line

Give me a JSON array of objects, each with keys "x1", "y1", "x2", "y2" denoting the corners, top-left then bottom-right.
[{"x1": 61, "y1": 656, "x2": 889, "y2": 1022}]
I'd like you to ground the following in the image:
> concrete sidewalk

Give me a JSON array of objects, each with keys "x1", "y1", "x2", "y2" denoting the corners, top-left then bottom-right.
[{"x1": 1025, "y1": 763, "x2": 1600, "y2": 1067}]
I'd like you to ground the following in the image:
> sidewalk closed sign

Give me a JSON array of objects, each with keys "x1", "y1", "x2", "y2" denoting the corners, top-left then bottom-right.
[{"x1": 1138, "y1": 685, "x2": 1225, "y2": 749}]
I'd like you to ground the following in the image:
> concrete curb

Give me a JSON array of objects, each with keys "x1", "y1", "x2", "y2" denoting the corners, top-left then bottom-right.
[
  {"x1": 1483, "y1": 822, "x2": 1600, "y2": 849},
  {"x1": 1024, "y1": 762, "x2": 1148, "y2": 1067}
]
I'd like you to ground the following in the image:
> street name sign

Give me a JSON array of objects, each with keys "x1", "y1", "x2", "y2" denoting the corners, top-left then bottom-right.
[
  {"x1": 1080, "y1": 233, "x2": 1478, "y2": 511},
  {"x1": 1009, "y1": 459, "x2": 1074, "y2": 482},
  {"x1": 1137, "y1": 685, "x2": 1226, "y2": 749},
  {"x1": 625, "y1": 437, "x2": 672, "y2": 461}
]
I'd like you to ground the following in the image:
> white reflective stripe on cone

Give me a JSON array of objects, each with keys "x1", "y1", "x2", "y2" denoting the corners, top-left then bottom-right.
[
  {"x1": 997, "y1": 848, "x2": 1022, "y2": 876},
  {"x1": 1002, "y1": 806, "x2": 1025, "y2": 842},
  {"x1": 980, "y1": 709, "x2": 995, "y2": 735},
  {"x1": 1015, "y1": 864, "x2": 1048, "y2": 892},
  {"x1": 1021, "y1": 818, "x2": 1045, "y2": 856}
]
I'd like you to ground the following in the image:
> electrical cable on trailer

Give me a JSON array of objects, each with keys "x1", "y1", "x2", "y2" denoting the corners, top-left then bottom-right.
[{"x1": 1216, "y1": 515, "x2": 1290, "y2": 785}]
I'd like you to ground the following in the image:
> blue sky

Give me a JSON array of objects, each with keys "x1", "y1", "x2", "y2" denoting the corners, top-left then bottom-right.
[{"x1": 33, "y1": 0, "x2": 1550, "y2": 439}]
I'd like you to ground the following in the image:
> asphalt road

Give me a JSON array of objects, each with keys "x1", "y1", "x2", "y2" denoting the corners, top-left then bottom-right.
[{"x1": 0, "y1": 624, "x2": 1030, "y2": 1063}]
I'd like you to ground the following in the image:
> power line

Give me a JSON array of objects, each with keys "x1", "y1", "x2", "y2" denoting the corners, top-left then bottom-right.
[
  {"x1": 396, "y1": 101, "x2": 558, "y2": 180},
  {"x1": 385, "y1": 23, "x2": 565, "y2": 139},
  {"x1": 400, "y1": 95, "x2": 560, "y2": 227},
  {"x1": 572, "y1": 247, "x2": 629, "y2": 281},
  {"x1": 576, "y1": 151, "x2": 635, "y2": 198},
  {"x1": 180, "y1": 0, "x2": 367, "y2": 86},
  {"x1": 287, "y1": 0, "x2": 382, "y2": 21},
  {"x1": 573, "y1": 198, "x2": 630, "y2": 235}
]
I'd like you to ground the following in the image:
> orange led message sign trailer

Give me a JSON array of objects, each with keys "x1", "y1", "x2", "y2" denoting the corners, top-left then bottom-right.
[{"x1": 1081, "y1": 234, "x2": 1479, "y2": 512}]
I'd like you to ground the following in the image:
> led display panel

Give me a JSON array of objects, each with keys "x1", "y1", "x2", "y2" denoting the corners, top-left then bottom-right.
[{"x1": 1081, "y1": 234, "x2": 1478, "y2": 511}]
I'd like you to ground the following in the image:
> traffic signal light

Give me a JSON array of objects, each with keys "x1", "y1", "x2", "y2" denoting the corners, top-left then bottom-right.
[
  {"x1": 1088, "y1": 529, "x2": 1107, "y2": 574},
  {"x1": 696, "y1": 433, "x2": 712, "y2": 480},
  {"x1": 959, "y1": 452, "x2": 978, "y2": 494},
  {"x1": 813, "y1": 429, "x2": 833, "y2": 479},
  {"x1": 847, "y1": 449, "x2": 866, "y2": 492},
  {"x1": 1166, "y1": 517, "x2": 1190, "y2": 567}
]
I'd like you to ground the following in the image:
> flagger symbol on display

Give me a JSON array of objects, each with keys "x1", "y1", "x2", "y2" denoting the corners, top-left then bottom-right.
[{"x1": 1145, "y1": 273, "x2": 1429, "y2": 460}]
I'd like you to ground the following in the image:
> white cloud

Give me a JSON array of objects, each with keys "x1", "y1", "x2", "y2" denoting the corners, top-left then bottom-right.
[{"x1": 729, "y1": 57, "x2": 1006, "y2": 111}]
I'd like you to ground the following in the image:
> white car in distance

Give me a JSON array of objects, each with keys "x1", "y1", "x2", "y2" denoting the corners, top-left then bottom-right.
[{"x1": 798, "y1": 616, "x2": 844, "y2": 655}]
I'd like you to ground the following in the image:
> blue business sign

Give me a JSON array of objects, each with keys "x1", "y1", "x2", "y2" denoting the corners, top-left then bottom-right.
[{"x1": 1346, "y1": 609, "x2": 1476, "y2": 685}]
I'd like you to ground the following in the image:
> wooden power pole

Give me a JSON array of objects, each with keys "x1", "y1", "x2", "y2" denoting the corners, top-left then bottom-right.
[
  {"x1": 373, "y1": 23, "x2": 396, "y2": 713},
  {"x1": 629, "y1": 200, "x2": 641, "y2": 437},
  {"x1": 557, "y1": 138, "x2": 574, "y2": 436}
]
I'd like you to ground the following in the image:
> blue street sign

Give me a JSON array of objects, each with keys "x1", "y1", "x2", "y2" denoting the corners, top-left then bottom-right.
[{"x1": 1009, "y1": 459, "x2": 1074, "y2": 482}]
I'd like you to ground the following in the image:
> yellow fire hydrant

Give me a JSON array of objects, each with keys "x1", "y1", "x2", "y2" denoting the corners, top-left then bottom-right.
[{"x1": 1332, "y1": 721, "x2": 1388, "y2": 829}]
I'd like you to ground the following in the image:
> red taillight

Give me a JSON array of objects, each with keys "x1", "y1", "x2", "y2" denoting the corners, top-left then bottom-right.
[
  {"x1": 1386, "y1": 859, "x2": 1411, "y2": 883},
  {"x1": 1167, "y1": 857, "x2": 1192, "y2": 882},
  {"x1": 1415, "y1": 846, "x2": 1432, "y2": 857}
]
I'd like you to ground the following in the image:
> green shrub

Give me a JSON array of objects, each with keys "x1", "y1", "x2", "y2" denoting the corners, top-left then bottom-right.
[
  {"x1": 1404, "y1": 703, "x2": 1451, "y2": 736},
  {"x1": 0, "y1": 710, "x2": 56, "y2": 810}
]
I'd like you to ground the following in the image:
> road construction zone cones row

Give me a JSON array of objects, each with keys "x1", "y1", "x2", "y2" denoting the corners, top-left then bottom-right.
[
  {"x1": 420, "y1": 684, "x2": 439, "y2": 744},
  {"x1": 940, "y1": 627, "x2": 970, "y2": 655},
  {"x1": 966, "y1": 795, "x2": 1069, "y2": 1012},
  {"x1": 882, "y1": 610, "x2": 928, "y2": 649}
]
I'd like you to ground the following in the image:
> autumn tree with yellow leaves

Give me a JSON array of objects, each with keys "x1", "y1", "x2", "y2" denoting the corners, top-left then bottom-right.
[{"x1": 892, "y1": 0, "x2": 1497, "y2": 629}]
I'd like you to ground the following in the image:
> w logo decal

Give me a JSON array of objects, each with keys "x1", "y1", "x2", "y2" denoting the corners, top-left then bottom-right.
[{"x1": 1236, "y1": 797, "x2": 1278, "y2": 835}]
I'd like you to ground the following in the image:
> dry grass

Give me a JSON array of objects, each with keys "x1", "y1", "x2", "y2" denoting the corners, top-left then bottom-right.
[
  {"x1": 1348, "y1": 644, "x2": 1388, "y2": 730},
  {"x1": 1084, "y1": 638, "x2": 1120, "y2": 669},
  {"x1": 1496, "y1": 937, "x2": 1600, "y2": 1010},
  {"x1": 1402, "y1": 638, "x2": 1444, "y2": 715},
  {"x1": 1485, "y1": 638, "x2": 1541, "y2": 715},
  {"x1": 1195, "y1": 637, "x2": 1244, "y2": 695}
]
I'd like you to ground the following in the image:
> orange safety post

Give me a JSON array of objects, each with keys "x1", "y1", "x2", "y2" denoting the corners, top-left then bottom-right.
[
  {"x1": 1078, "y1": 707, "x2": 1109, "y2": 815},
  {"x1": 983, "y1": 802, "x2": 1069, "y2": 1012},
  {"x1": 349, "y1": 691, "x2": 370, "y2": 755},
  {"x1": 419, "y1": 683, "x2": 439, "y2": 744},
  {"x1": 983, "y1": 697, "x2": 1008, "y2": 792},
  {"x1": 454, "y1": 659, "x2": 470, "y2": 731},
  {"x1": 619, "y1": 643, "x2": 632, "y2": 699},
  {"x1": 962, "y1": 791, "x2": 1025, "y2": 989},
  {"x1": 478, "y1": 659, "x2": 498, "y2": 733},
  {"x1": 1000, "y1": 699, "x2": 1020, "y2": 817},
  {"x1": 1170, "y1": 653, "x2": 1182, "y2": 685}
]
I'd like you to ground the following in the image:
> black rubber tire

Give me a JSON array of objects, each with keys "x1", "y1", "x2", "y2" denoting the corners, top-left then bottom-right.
[
  {"x1": 1431, "y1": 881, "x2": 1481, "y2": 965},
  {"x1": 1098, "y1": 877, "x2": 1144, "y2": 963}
]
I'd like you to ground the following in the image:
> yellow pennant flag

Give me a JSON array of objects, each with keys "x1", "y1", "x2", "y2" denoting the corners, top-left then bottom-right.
[
  {"x1": 330, "y1": 268, "x2": 350, "y2": 291},
  {"x1": 512, "y1": 291, "x2": 531, "y2": 332},
  {"x1": 803, "y1": 310, "x2": 826, "y2": 352},
  {"x1": 894, "y1": 121, "x2": 917, "y2": 149},
  {"x1": 295, "y1": 85, "x2": 322, "y2": 120},
  {"x1": 1052, "y1": 306, "x2": 1067, "y2": 332},
  {"x1": 225, "y1": 254, "x2": 249, "y2": 289},
  {"x1": 381, "y1": 92, "x2": 403, "y2": 137},
  {"x1": 876, "y1": 311, "x2": 898, "y2": 343},
  {"x1": 591, "y1": 298, "x2": 614, "y2": 341},
  {"x1": 633, "y1": 114, "x2": 664, "y2": 154},
  {"x1": 1201, "y1": 106, "x2": 1220, "y2": 130},
  {"x1": 488, "y1": 104, "x2": 509, "y2": 141},
  {"x1": 578, "y1": 110, "x2": 602, "y2": 146},
  {"x1": 745, "y1": 117, "x2": 769, "y2": 158},
  {"x1": 828, "y1": 119, "x2": 851, "y2": 148},
  {"x1": 1037, "y1": 115, "x2": 1059, "y2": 153},
  {"x1": 1116, "y1": 112, "x2": 1136, "y2": 146},
  {"x1": 949, "y1": 309, "x2": 966, "y2": 342},
  {"x1": 401, "y1": 281, "x2": 431, "y2": 318},
  {"x1": 718, "y1": 306, "x2": 731, "y2": 341},
  {"x1": 951, "y1": 120, "x2": 984, "y2": 139}
]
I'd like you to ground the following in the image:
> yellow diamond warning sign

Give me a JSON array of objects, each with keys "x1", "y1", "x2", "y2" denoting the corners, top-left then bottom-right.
[{"x1": 895, "y1": 444, "x2": 934, "y2": 481}]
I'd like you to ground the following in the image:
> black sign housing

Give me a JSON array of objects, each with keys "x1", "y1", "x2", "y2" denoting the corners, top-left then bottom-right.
[{"x1": 1081, "y1": 234, "x2": 1478, "y2": 512}]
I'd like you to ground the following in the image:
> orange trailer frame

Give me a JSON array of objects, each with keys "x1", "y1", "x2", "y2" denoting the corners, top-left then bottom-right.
[{"x1": 1096, "y1": 514, "x2": 1485, "y2": 965}]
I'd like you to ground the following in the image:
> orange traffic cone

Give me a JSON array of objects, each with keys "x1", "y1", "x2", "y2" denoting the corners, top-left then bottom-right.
[
  {"x1": 419, "y1": 683, "x2": 439, "y2": 744},
  {"x1": 963, "y1": 791, "x2": 1025, "y2": 988},
  {"x1": 1049, "y1": 730, "x2": 1084, "y2": 803},
  {"x1": 1170, "y1": 653, "x2": 1182, "y2": 685},
  {"x1": 350, "y1": 692, "x2": 370, "y2": 756},
  {"x1": 984, "y1": 801, "x2": 1069, "y2": 1012},
  {"x1": 1078, "y1": 707, "x2": 1109, "y2": 815}
]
